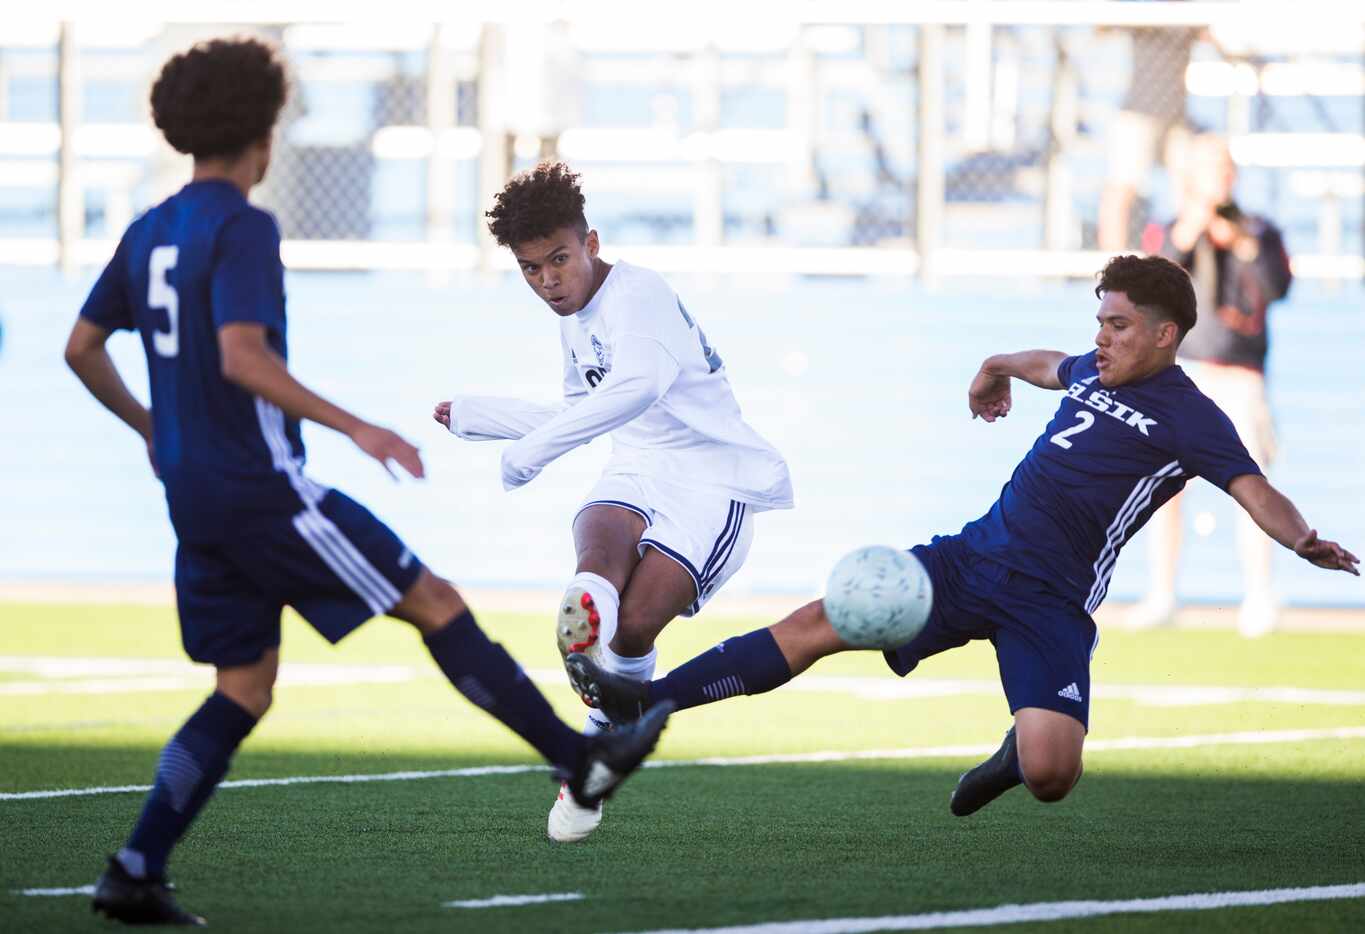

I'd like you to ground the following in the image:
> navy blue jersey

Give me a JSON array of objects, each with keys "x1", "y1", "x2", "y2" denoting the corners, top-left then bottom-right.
[
  {"x1": 79, "y1": 180, "x2": 322, "y2": 542},
  {"x1": 958, "y1": 351, "x2": 1262, "y2": 613}
]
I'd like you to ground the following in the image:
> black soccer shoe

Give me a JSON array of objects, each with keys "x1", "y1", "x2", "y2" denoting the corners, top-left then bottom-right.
[
  {"x1": 949, "y1": 726, "x2": 1023, "y2": 817},
  {"x1": 92, "y1": 856, "x2": 205, "y2": 926},
  {"x1": 566, "y1": 700, "x2": 674, "y2": 809},
  {"x1": 565, "y1": 652, "x2": 652, "y2": 724}
]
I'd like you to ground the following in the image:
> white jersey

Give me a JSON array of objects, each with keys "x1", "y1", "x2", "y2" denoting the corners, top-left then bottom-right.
[{"x1": 448, "y1": 261, "x2": 793, "y2": 511}]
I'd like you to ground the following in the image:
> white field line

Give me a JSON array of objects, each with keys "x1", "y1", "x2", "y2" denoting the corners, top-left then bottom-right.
[
  {"x1": 444, "y1": 892, "x2": 584, "y2": 909},
  {"x1": 4, "y1": 656, "x2": 1365, "y2": 708},
  {"x1": 15, "y1": 885, "x2": 96, "y2": 897},
  {"x1": 3, "y1": 726, "x2": 1363, "y2": 803},
  {"x1": 615, "y1": 883, "x2": 1365, "y2": 934},
  {"x1": 0, "y1": 656, "x2": 417, "y2": 696}
]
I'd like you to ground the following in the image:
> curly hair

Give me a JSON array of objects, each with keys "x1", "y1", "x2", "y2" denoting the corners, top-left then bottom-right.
[
  {"x1": 485, "y1": 162, "x2": 589, "y2": 247},
  {"x1": 150, "y1": 38, "x2": 287, "y2": 159},
  {"x1": 1095, "y1": 254, "x2": 1197, "y2": 338}
]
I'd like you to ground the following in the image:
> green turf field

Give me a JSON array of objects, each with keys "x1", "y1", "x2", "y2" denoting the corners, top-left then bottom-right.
[{"x1": 3, "y1": 601, "x2": 1363, "y2": 933}]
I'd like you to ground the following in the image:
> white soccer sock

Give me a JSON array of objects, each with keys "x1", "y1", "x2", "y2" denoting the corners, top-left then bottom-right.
[
  {"x1": 568, "y1": 571, "x2": 620, "y2": 648},
  {"x1": 599, "y1": 641, "x2": 658, "y2": 681},
  {"x1": 568, "y1": 572, "x2": 620, "y2": 737}
]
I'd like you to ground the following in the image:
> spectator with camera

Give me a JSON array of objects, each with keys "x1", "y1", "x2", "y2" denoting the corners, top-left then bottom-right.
[{"x1": 1132, "y1": 133, "x2": 1294, "y2": 637}]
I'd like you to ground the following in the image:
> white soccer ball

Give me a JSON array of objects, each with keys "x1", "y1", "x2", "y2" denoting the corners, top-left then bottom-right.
[{"x1": 824, "y1": 546, "x2": 933, "y2": 649}]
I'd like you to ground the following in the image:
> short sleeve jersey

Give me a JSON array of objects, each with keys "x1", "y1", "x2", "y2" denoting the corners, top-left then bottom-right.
[
  {"x1": 79, "y1": 180, "x2": 320, "y2": 541},
  {"x1": 957, "y1": 351, "x2": 1262, "y2": 613}
]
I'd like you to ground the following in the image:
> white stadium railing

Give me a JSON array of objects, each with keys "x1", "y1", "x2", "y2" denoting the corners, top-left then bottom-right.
[{"x1": 1, "y1": 2, "x2": 1361, "y2": 279}]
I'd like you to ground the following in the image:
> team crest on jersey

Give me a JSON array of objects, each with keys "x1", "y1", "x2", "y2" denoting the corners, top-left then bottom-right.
[{"x1": 590, "y1": 335, "x2": 606, "y2": 366}]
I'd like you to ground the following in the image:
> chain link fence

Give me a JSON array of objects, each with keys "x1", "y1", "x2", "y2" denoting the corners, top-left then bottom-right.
[{"x1": 1, "y1": 8, "x2": 1360, "y2": 276}]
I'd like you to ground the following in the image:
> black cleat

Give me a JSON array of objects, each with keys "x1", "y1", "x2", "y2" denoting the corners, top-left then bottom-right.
[
  {"x1": 950, "y1": 727, "x2": 1023, "y2": 817},
  {"x1": 565, "y1": 652, "x2": 651, "y2": 724},
  {"x1": 566, "y1": 700, "x2": 673, "y2": 809},
  {"x1": 91, "y1": 856, "x2": 205, "y2": 926}
]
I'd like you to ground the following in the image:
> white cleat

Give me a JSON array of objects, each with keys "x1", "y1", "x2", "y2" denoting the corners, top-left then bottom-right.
[
  {"x1": 547, "y1": 782, "x2": 603, "y2": 843},
  {"x1": 557, "y1": 586, "x2": 604, "y2": 689}
]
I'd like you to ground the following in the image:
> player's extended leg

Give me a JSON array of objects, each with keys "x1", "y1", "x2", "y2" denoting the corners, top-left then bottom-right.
[
  {"x1": 548, "y1": 532, "x2": 689, "y2": 843},
  {"x1": 392, "y1": 568, "x2": 672, "y2": 824},
  {"x1": 391, "y1": 569, "x2": 585, "y2": 779},
  {"x1": 569, "y1": 599, "x2": 850, "y2": 721},
  {"x1": 93, "y1": 652, "x2": 277, "y2": 926},
  {"x1": 597, "y1": 547, "x2": 698, "y2": 696},
  {"x1": 555, "y1": 505, "x2": 648, "y2": 682}
]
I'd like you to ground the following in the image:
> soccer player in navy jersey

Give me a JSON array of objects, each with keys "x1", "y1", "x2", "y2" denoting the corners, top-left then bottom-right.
[
  {"x1": 566, "y1": 254, "x2": 1357, "y2": 819},
  {"x1": 64, "y1": 39, "x2": 669, "y2": 926}
]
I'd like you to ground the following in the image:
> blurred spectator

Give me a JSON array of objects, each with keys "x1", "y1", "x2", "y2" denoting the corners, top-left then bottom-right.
[
  {"x1": 1097, "y1": 21, "x2": 1198, "y2": 250},
  {"x1": 1130, "y1": 133, "x2": 1294, "y2": 637}
]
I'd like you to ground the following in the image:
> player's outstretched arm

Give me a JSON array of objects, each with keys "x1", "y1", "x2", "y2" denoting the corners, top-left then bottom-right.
[
  {"x1": 1228, "y1": 474, "x2": 1360, "y2": 576},
  {"x1": 219, "y1": 323, "x2": 424, "y2": 480},
  {"x1": 968, "y1": 350, "x2": 1067, "y2": 421},
  {"x1": 64, "y1": 318, "x2": 156, "y2": 472},
  {"x1": 500, "y1": 335, "x2": 680, "y2": 489},
  {"x1": 433, "y1": 396, "x2": 567, "y2": 441}
]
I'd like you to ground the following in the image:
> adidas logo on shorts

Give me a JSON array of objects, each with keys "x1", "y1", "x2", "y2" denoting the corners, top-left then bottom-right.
[{"x1": 1057, "y1": 682, "x2": 1083, "y2": 703}]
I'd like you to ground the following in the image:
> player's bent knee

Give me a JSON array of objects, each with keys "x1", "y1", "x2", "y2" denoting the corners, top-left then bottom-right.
[
  {"x1": 769, "y1": 601, "x2": 847, "y2": 677},
  {"x1": 1019, "y1": 755, "x2": 1083, "y2": 802},
  {"x1": 611, "y1": 608, "x2": 663, "y2": 657},
  {"x1": 1021, "y1": 764, "x2": 1077, "y2": 803},
  {"x1": 216, "y1": 667, "x2": 276, "y2": 719},
  {"x1": 393, "y1": 569, "x2": 466, "y2": 635}
]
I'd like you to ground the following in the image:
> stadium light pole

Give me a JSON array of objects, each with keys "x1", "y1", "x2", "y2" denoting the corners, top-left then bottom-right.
[
  {"x1": 917, "y1": 23, "x2": 945, "y2": 287},
  {"x1": 426, "y1": 23, "x2": 456, "y2": 282},
  {"x1": 57, "y1": 21, "x2": 82, "y2": 275}
]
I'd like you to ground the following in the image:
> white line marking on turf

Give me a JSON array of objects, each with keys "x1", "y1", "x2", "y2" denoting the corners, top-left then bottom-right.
[
  {"x1": 444, "y1": 892, "x2": 584, "y2": 909},
  {"x1": 0, "y1": 656, "x2": 417, "y2": 696},
  {"x1": 616, "y1": 882, "x2": 1365, "y2": 934},
  {"x1": 6, "y1": 657, "x2": 1365, "y2": 708},
  {"x1": 774, "y1": 674, "x2": 1365, "y2": 708},
  {"x1": 3, "y1": 726, "x2": 1363, "y2": 802},
  {"x1": 15, "y1": 885, "x2": 96, "y2": 897}
]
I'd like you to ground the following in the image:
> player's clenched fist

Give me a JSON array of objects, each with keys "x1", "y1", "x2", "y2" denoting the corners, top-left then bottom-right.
[
  {"x1": 433, "y1": 400, "x2": 452, "y2": 429},
  {"x1": 968, "y1": 367, "x2": 1012, "y2": 422}
]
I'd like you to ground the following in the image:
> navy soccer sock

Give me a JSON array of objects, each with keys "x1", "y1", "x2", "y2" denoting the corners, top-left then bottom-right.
[
  {"x1": 650, "y1": 628, "x2": 793, "y2": 712},
  {"x1": 425, "y1": 610, "x2": 586, "y2": 776},
  {"x1": 121, "y1": 692, "x2": 259, "y2": 879}
]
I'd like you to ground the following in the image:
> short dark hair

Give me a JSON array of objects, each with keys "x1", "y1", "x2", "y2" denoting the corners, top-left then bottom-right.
[
  {"x1": 1095, "y1": 254, "x2": 1197, "y2": 339},
  {"x1": 150, "y1": 38, "x2": 287, "y2": 159},
  {"x1": 485, "y1": 162, "x2": 589, "y2": 248}
]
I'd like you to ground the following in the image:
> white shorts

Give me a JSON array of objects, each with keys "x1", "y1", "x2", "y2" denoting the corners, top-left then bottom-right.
[{"x1": 575, "y1": 473, "x2": 755, "y2": 617}]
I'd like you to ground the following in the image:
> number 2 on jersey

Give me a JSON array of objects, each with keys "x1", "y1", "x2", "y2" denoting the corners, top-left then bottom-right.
[
  {"x1": 149, "y1": 245, "x2": 180, "y2": 358},
  {"x1": 1050, "y1": 411, "x2": 1095, "y2": 449}
]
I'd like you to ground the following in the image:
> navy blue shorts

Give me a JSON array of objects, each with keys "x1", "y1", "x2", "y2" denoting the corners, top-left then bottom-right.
[
  {"x1": 175, "y1": 490, "x2": 424, "y2": 668},
  {"x1": 882, "y1": 534, "x2": 1098, "y2": 729}
]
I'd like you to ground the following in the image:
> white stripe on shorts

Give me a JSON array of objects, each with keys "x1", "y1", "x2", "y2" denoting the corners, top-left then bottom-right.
[{"x1": 292, "y1": 509, "x2": 401, "y2": 615}]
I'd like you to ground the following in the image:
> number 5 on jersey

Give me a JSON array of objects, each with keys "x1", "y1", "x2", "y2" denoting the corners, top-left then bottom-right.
[
  {"x1": 149, "y1": 245, "x2": 179, "y2": 358},
  {"x1": 1050, "y1": 411, "x2": 1094, "y2": 449}
]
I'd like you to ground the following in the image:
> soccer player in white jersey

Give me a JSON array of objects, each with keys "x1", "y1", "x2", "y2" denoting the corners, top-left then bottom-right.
[{"x1": 433, "y1": 163, "x2": 793, "y2": 841}]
